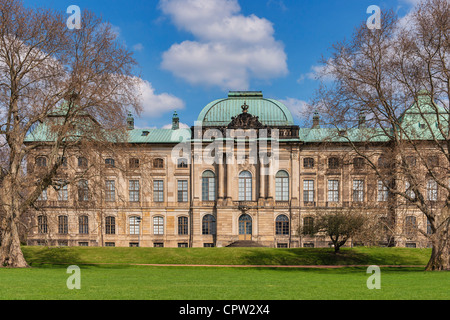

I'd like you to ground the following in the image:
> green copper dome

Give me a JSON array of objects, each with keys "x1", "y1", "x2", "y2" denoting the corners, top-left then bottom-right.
[{"x1": 197, "y1": 91, "x2": 294, "y2": 127}]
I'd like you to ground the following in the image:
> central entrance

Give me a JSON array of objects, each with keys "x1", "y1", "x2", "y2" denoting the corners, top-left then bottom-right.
[{"x1": 239, "y1": 214, "x2": 253, "y2": 241}]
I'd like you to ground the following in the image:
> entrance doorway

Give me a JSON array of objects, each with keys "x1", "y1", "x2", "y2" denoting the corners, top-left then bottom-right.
[{"x1": 239, "y1": 214, "x2": 252, "y2": 241}]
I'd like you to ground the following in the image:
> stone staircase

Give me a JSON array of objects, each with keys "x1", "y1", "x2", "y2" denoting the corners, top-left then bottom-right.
[{"x1": 226, "y1": 240, "x2": 266, "y2": 248}]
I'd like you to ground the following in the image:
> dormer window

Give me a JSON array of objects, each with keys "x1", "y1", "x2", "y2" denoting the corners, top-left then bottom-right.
[{"x1": 142, "y1": 131, "x2": 150, "y2": 136}]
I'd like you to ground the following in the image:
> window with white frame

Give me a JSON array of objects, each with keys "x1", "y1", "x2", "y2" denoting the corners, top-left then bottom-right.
[
  {"x1": 57, "y1": 180, "x2": 68, "y2": 201},
  {"x1": 328, "y1": 180, "x2": 339, "y2": 202},
  {"x1": 153, "y1": 216, "x2": 164, "y2": 235},
  {"x1": 276, "y1": 171, "x2": 289, "y2": 201},
  {"x1": 377, "y1": 181, "x2": 389, "y2": 202},
  {"x1": 129, "y1": 180, "x2": 140, "y2": 202},
  {"x1": 178, "y1": 180, "x2": 188, "y2": 202},
  {"x1": 105, "y1": 180, "x2": 115, "y2": 202},
  {"x1": 427, "y1": 180, "x2": 438, "y2": 201},
  {"x1": 239, "y1": 171, "x2": 252, "y2": 201},
  {"x1": 153, "y1": 180, "x2": 164, "y2": 202},
  {"x1": 202, "y1": 171, "x2": 216, "y2": 201},
  {"x1": 405, "y1": 181, "x2": 416, "y2": 200},
  {"x1": 303, "y1": 180, "x2": 315, "y2": 203},
  {"x1": 129, "y1": 216, "x2": 141, "y2": 235},
  {"x1": 352, "y1": 180, "x2": 364, "y2": 202}
]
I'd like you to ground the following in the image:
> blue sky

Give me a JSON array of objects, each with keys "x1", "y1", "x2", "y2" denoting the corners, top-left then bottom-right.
[{"x1": 24, "y1": 0, "x2": 418, "y2": 129}]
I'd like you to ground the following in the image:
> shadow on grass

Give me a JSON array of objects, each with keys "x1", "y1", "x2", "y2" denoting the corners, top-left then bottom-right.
[
  {"x1": 23, "y1": 246, "x2": 83, "y2": 267},
  {"x1": 240, "y1": 247, "x2": 431, "y2": 267}
]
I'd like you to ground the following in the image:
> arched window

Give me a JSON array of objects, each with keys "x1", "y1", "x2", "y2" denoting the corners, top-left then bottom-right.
[
  {"x1": 129, "y1": 216, "x2": 141, "y2": 235},
  {"x1": 276, "y1": 171, "x2": 289, "y2": 201},
  {"x1": 105, "y1": 216, "x2": 116, "y2": 235},
  {"x1": 202, "y1": 215, "x2": 216, "y2": 235},
  {"x1": 153, "y1": 216, "x2": 164, "y2": 235},
  {"x1": 35, "y1": 157, "x2": 47, "y2": 168},
  {"x1": 239, "y1": 171, "x2": 252, "y2": 201},
  {"x1": 276, "y1": 215, "x2": 289, "y2": 235},
  {"x1": 202, "y1": 171, "x2": 216, "y2": 201},
  {"x1": 178, "y1": 216, "x2": 189, "y2": 235},
  {"x1": 79, "y1": 216, "x2": 89, "y2": 234},
  {"x1": 153, "y1": 158, "x2": 164, "y2": 169}
]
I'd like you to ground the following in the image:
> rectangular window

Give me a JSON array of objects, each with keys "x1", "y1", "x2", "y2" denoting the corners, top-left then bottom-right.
[
  {"x1": 105, "y1": 217, "x2": 116, "y2": 235},
  {"x1": 79, "y1": 216, "x2": 89, "y2": 234},
  {"x1": 78, "y1": 242, "x2": 89, "y2": 247},
  {"x1": 427, "y1": 180, "x2": 438, "y2": 201},
  {"x1": 405, "y1": 181, "x2": 416, "y2": 200},
  {"x1": 129, "y1": 216, "x2": 141, "y2": 235},
  {"x1": 327, "y1": 180, "x2": 339, "y2": 202},
  {"x1": 58, "y1": 216, "x2": 68, "y2": 234},
  {"x1": 38, "y1": 216, "x2": 48, "y2": 234},
  {"x1": 105, "y1": 180, "x2": 115, "y2": 202},
  {"x1": 153, "y1": 180, "x2": 164, "y2": 202},
  {"x1": 57, "y1": 181, "x2": 68, "y2": 201},
  {"x1": 178, "y1": 217, "x2": 189, "y2": 235},
  {"x1": 377, "y1": 181, "x2": 389, "y2": 202},
  {"x1": 352, "y1": 180, "x2": 364, "y2": 202},
  {"x1": 303, "y1": 180, "x2": 315, "y2": 203},
  {"x1": 178, "y1": 180, "x2": 188, "y2": 202},
  {"x1": 153, "y1": 216, "x2": 164, "y2": 235},
  {"x1": 129, "y1": 180, "x2": 140, "y2": 202},
  {"x1": 105, "y1": 242, "x2": 115, "y2": 247}
]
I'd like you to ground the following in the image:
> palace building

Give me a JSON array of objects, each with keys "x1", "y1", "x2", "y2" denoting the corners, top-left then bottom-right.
[{"x1": 25, "y1": 91, "x2": 436, "y2": 248}]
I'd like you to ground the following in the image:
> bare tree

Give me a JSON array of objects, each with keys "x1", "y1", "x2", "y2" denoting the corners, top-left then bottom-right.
[
  {"x1": 0, "y1": 0, "x2": 141, "y2": 267},
  {"x1": 313, "y1": 0, "x2": 450, "y2": 270}
]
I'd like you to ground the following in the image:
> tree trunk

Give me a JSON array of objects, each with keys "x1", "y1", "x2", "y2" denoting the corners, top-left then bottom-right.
[
  {"x1": 0, "y1": 215, "x2": 29, "y2": 268},
  {"x1": 425, "y1": 234, "x2": 449, "y2": 271}
]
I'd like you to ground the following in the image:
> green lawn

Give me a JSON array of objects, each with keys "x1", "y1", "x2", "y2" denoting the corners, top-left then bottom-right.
[
  {"x1": 0, "y1": 247, "x2": 447, "y2": 300},
  {"x1": 22, "y1": 246, "x2": 432, "y2": 267},
  {"x1": 0, "y1": 265, "x2": 448, "y2": 300}
]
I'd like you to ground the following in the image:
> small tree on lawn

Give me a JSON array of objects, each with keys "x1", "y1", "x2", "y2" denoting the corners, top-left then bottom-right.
[{"x1": 302, "y1": 208, "x2": 366, "y2": 254}]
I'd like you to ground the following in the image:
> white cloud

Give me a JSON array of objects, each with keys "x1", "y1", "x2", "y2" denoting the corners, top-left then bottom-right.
[
  {"x1": 159, "y1": 0, "x2": 288, "y2": 90},
  {"x1": 279, "y1": 98, "x2": 310, "y2": 119},
  {"x1": 132, "y1": 43, "x2": 144, "y2": 52},
  {"x1": 137, "y1": 79, "x2": 185, "y2": 118},
  {"x1": 298, "y1": 61, "x2": 337, "y2": 84}
]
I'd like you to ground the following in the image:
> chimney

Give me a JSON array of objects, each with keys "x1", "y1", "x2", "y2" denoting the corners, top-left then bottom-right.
[
  {"x1": 358, "y1": 115, "x2": 366, "y2": 128},
  {"x1": 126, "y1": 111, "x2": 134, "y2": 130},
  {"x1": 312, "y1": 111, "x2": 320, "y2": 129},
  {"x1": 172, "y1": 111, "x2": 180, "y2": 130}
]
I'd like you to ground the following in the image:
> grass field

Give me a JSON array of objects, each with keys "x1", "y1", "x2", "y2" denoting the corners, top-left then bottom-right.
[{"x1": 0, "y1": 246, "x2": 448, "y2": 300}]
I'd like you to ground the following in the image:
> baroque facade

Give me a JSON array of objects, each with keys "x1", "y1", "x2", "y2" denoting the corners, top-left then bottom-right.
[{"x1": 25, "y1": 91, "x2": 435, "y2": 248}]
